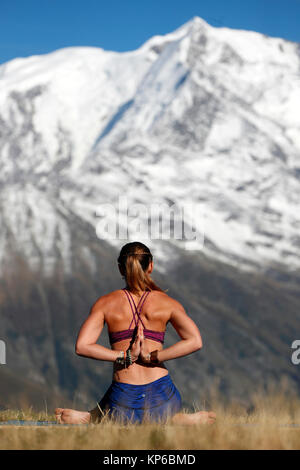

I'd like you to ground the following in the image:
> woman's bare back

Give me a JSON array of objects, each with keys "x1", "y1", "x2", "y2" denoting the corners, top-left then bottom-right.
[
  {"x1": 101, "y1": 289, "x2": 177, "y2": 384},
  {"x1": 55, "y1": 243, "x2": 216, "y2": 425}
]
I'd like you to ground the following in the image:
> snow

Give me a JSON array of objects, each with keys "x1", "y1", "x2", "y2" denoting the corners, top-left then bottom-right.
[{"x1": 0, "y1": 16, "x2": 300, "y2": 275}]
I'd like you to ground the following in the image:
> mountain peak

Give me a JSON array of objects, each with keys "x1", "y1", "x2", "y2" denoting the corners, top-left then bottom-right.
[
  {"x1": 138, "y1": 15, "x2": 209, "y2": 55},
  {"x1": 168, "y1": 15, "x2": 210, "y2": 38},
  {"x1": 1, "y1": 16, "x2": 300, "y2": 276},
  {"x1": 186, "y1": 15, "x2": 210, "y2": 27}
]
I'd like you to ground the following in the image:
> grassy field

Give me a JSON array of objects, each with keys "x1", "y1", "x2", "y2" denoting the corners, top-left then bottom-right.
[{"x1": 1, "y1": 389, "x2": 300, "y2": 450}]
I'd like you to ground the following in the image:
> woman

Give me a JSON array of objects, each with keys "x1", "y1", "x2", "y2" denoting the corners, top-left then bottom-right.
[{"x1": 56, "y1": 242, "x2": 216, "y2": 425}]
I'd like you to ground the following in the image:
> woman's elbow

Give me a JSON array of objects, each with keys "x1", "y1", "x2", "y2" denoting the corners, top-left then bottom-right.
[
  {"x1": 193, "y1": 335, "x2": 203, "y2": 351},
  {"x1": 75, "y1": 342, "x2": 86, "y2": 356}
]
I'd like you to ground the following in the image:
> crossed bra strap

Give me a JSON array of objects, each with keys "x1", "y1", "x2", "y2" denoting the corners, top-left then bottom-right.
[
  {"x1": 108, "y1": 289, "x2": 165, "y2": 345},
  {"x1": 122, "y1": 288, "x2": 149, "y2": 330}
]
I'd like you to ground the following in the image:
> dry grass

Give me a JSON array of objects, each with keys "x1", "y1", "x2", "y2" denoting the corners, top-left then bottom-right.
[{"x1": 1, "y1": 390, "x2": 300, "y2": 450}]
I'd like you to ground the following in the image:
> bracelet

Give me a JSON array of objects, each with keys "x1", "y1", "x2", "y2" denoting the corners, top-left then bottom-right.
[
  {"x1": 125, "y1": 349, "x2": 132, "y2": 367},
  {"x1": 150, "y1": 350, "x2": 159, "y2": 364},
  {"x1": 115, "y1": 351, "x2": 125, "y2": 365}
]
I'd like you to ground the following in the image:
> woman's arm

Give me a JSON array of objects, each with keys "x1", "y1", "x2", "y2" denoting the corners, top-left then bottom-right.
[
  {"x1": 75, "y1": 298, "x2": 121, "y2": 362},
  {"x1": 150, "y1": 301, "x2": 202, "y2": 363}
]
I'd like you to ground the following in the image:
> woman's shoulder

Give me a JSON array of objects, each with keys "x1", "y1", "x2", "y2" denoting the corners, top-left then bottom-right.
[
  {"x1": 150, "y1": 290, "x2": 184, "y2": 309},
  {"x1": 91, "y1": 289, "x2": 124, "y2": 309},
  {"x1": 93, "y1": 289, "x2": 183, "y2": 306}
]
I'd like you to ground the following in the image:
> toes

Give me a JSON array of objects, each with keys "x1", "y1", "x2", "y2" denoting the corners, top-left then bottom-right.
[
  {"x1": 195, "y1": 411, "x2": 216, "y2": 424},
  {"x1": 55, "y1": 408, "x2": 64, "y2": 424},
  {"x1": 208, "y1": 411, "x2": 216, "y2": 423}
]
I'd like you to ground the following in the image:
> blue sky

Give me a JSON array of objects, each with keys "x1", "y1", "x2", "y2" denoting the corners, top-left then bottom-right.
[{"x1": 1, "y1": 0, "x2": 299, "y2": 65}]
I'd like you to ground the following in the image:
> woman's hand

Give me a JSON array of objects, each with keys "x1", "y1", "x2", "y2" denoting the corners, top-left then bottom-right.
[
  {"x1": 129, "y1": 324, "x2": 153, "y2": 364},
  {"x1": 138, "y1": 324, "x2": 151, "y2": 363},
  {"x1": 129, "y1": 324, "x2": 143, "y2": 362}
]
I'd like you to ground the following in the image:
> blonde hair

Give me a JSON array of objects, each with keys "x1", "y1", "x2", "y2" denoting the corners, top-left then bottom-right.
[{"x1": 118, "y1": 242, "x2": 163, "y2": 295}]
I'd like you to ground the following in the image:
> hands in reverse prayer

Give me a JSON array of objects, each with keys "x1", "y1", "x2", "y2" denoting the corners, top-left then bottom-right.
[{"x1": 130, "y1": 323, "x2": 154, "y2": 364}]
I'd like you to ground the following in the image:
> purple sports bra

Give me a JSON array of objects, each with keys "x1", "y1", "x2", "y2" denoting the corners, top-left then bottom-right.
[{"x1": 108, "y1": 288, "x2": 165, "y2": 345}]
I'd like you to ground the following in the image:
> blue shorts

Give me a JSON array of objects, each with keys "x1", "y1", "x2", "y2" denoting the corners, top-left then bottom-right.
[{"x1": 97, "y1": 374, "x2": 182, "y2": 424}]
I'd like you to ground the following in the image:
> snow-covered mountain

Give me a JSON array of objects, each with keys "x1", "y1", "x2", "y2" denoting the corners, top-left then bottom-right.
[
  {"x1": 2, "y1": 17, "x2": 300, "y2": 408},
  {"x1": 1, "y1": 15, "x2": 300, "y2": 275}
]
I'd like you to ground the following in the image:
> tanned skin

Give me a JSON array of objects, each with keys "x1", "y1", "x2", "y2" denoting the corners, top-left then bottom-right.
[{"x1": 55, "y1": 262, "x2": 216, "y2": 425}]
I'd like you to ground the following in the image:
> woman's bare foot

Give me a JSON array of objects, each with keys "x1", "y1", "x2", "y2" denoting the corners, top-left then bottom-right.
[
  {"x1": 55, "y1": 408, "x2": 91, "y2": 424},
  {"x1": 171, "y1": 410, "x2": 216, "y2": 425}
]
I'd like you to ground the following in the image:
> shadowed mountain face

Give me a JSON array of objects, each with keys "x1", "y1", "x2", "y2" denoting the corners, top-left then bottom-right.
[{"x1": 0, "y1": 17, "x2": 300, "y2": 409}]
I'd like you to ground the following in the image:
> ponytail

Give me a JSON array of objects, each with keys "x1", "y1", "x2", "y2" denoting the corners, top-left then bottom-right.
[{"x1": 118, "y1": 242, "x2": 164, "y2": 295}]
